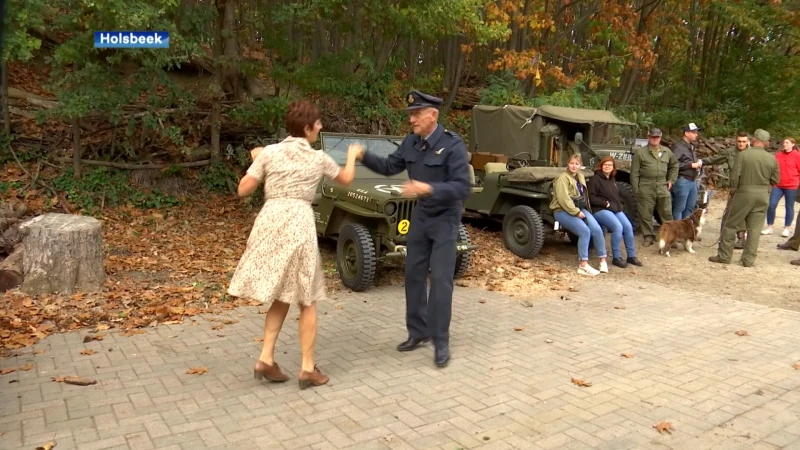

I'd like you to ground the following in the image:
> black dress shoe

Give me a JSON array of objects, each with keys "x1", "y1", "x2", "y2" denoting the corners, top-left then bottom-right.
[
  {"x1": 626, "y1": 257, "x2": 643, "y2": 267},
  {"x1": 434, "y1": 345, "x2": 450, "y2": 368},
  {"x1": 396, "y1": 337, "x2": 430, "y2": 352},
  {"x1": 612, "y1": 257, "x2": 628, "y2": 268}
]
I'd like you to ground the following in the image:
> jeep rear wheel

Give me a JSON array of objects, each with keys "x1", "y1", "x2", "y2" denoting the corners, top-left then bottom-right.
[
  {"x1": 336, "y1": 223, "x2": 376, "y2": 292},
  {"x1": 502, "y1": 205, "x2": 545, "y2": 259},
  {"x1": 616, "y1": 181, "x2": 639, "y2": 231},
  {"x1": 454, "y1": 223, "x2": 472, "y2": 279}
]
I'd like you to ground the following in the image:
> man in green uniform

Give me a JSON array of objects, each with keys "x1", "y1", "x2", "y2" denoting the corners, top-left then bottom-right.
[
  {"x1": 709, "y1": 129, "x2": 779, "y2": 267},
  {"x1": 631, "y1": 128, "x2": 679, "y2": 246},
  {"x1": 700, "y1": 131, "x2": 750, "y2": 249},
  {"x1": 776, "y1": 210, "x2": 800, "y2": 265}
]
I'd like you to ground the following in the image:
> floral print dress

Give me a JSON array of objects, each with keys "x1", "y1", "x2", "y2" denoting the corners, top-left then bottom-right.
[{"x1": 228, "y1": 136, "x2": 341, "y2": 306}]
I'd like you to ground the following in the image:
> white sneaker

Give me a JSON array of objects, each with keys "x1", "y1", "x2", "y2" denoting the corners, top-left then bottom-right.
[
  {"x1": 761, "y1": 228, "x2": 773, "y2": 235},
  {"x1": 782, "y1": 228, "x2": 791, "y2": 238},
  {"x1": 599, "y1": 261, "x2": 609, "y2": 273},
  {"x1": 578, "y1": 265, "x2": 600, "y2": 276}
]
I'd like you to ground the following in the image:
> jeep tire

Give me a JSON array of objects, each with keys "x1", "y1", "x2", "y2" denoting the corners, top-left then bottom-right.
[
  {"x1": 336, "y1": 223, "x2": 376, "y2": 292},
  {"x1": 454, "y1": 223, "x2": 472, "y2": 279},
  {"x1": 616, "y1": 181, "x2": 639, "y2": 231},
  {"x1": 502, "y1": 205, "x2": 545, "y2": 259}
]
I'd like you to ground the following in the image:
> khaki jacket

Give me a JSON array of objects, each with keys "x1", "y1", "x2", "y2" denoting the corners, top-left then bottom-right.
[
  {"x1": 631, "y1": 145, "x2": 678, "y2": 196},
  {"x1": 550, "y1": 171, "x2": 590, "y2": 216},
  {"x1": 730, "y1": 146, "x2": 780, "y2": 192}
]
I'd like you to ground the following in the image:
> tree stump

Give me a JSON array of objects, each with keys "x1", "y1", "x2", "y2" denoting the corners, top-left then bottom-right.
[{"x1": 21, "y1": 213, "x2": 105, "y2": 295}]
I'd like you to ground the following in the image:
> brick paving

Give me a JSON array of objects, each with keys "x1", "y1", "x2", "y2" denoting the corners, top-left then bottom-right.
[{"x1": 2, "y1": 279, "x2": 800, "y2": 450}]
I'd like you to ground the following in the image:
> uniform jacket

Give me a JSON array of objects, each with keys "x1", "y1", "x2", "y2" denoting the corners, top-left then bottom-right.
[
  {"x1": 730, "y1": 146, "x2": 780, "y2": 192},
  {"x1": 550, "y1": 171, "x2": 590, "y2": 216},
  {"x1": 587, "y1": 172, "x2": 623, "y2": 213},
  {"x1": 630, "y1": 145, "x2": 678, "y2": 196},
  {"x1": 361, "y1": 124, "x2": 471, "y2": 217},
  {"x1": 703, "y1": 147, "x2": 739, "y2": 169},
  {"x1": 672, "y1": 139, "x2": 700, "y2": 181},
  {"x1": 775, "y1": 150, "x2": 800, "y2": 189}
]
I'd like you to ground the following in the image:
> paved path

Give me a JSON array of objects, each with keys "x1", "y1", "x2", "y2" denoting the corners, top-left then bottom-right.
[{"x1": 2, "y1": 280, "x2": 800, "y2": 450}]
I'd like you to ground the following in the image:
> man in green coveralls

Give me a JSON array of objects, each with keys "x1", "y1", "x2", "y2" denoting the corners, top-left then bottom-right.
[
  {"x1": 631, "y1": 128, "x2": 679, "y2": 246},
  {"x1": 700, "y1": 131, "x2": 750, "y2": 249},
  {"x1": 776, "y1": 212, "x2": 800, "y2": 265},
  {"x1": 709, "y1": 129, "x2": 779, "y2": 267}
]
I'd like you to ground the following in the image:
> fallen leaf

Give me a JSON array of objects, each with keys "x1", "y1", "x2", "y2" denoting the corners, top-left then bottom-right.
[
  {"x1": 121, "y1": 329, "x2": 146, "y2": 337},
  {"x1": 96, "y1": 324, "x2": 110, "y2": 331},
  {"x1": 514, "y1": 326, "x2": 524, "y2": 331},
  {"x1": 478, "y1": 299, "x2": 486, "y2": 304},
  {"x1": 211, "y1": 324, "x2": 224, "y2": 330},
  {"x1": 614, "y1": 306, "x2": 626, "y2": 310},
  {"x1": 83, "y1": 334, "x2": 105, "y2": 343},
  {"x1": 35, "y1": 441, "x2": 56, "y2": 450},
  {"x1": 20, "y1": 363, "x2": 34, "y2": 371},
  {"x1": 571, "y1": 377, "x2": 592, "y2": 387},
  {"x1": 186, "y1": 367, "x2": 208, "y2": 375},
  {"x1": 253, "y1": 337, "x2": 263, "y2": 342},
  {"x1": 334, "y1": 304, "x2": 344, "y2": 310},
  {"x1": 52, "y1": 376, "x2": 97, "y2": 386},
  {"x1": 222, "y1": 319, "x2": 238, "y2": 325},
  {"x1": 80, "y1": 349, "x2": 96, "y2": 355},
  {"x1": 734, "y1": 330, "x2": 748, "y2": 336},
  {"x1": 653, "y1": 421, "x2": 673, "y2": 434},
  {"x1": 0, "y1": 368, "x2": 16, "y2": 375},
  {"x1": 621, "y1": 353, "x2": 635, "y2": 358},
  {"x1": 792, "y1": 363, "x2": 800, "y2": 370},
  {"x1": 544, "y1": 339, "x2": 554, "y2": 344},
  {"x1": 34, "y1": 350, "x2": 45, "y2": 355}
]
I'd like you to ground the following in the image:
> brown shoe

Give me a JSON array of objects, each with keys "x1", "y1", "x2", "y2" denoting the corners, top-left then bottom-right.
[
  {"x1": 254, "y1": 360, "x2": 290, "y2": 382},
  {"x1": 298, "y1": 365, "x2": 329, "y2": 390},
  {"x1": 643, "y1": 237, "x2": 654, "y2": 247},
  {"x1": 708, "y1": 255, "x2": 730, "y2": 264},
  {"x1": 734, "y1": 238, "x2": 744, "y2": 250},
  {"x1": 791, "y1": 259, "x2": 800, "y2": 266},
  {"x1": 777, "y1": 243, "x2": 797, "y2": 251}
]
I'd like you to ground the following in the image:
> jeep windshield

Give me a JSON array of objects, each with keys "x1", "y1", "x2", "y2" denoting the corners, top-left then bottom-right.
[
  {"x1": 322, "y1": 134, "x2": 404, "y2": 165},
  {"x1": 592, "y1": 123, "x2": 638, "y2": 146}
]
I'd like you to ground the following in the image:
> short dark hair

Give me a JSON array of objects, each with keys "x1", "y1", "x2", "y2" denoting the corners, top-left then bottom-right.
[
  {"x1": 285, "y1": 100, "x2": 321, "y2": 138},
  {"x1": 736, "y1": 131, "x2": 749, "y2": 138}
]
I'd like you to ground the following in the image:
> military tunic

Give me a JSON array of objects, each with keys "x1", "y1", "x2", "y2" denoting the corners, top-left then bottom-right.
[
  {"x1": 360, "y1": 124, "x2": 471, "y2": 344},
  {"x1": 716, "y1": 145, "x2": 780, "y2": 266},
  {"x1": 630, "y1": 144, "x2": 679, "y2": 239},
  {"x1": 702, "y1": 147, "x2": 745, "y2": 234}
]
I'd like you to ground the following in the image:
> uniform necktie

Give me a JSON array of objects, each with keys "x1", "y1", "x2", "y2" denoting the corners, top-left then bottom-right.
[{"x1": 419, "y1": 140, "x2": 429, "y2": 152}]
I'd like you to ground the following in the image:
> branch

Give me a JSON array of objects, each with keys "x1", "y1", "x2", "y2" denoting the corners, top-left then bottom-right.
[{"x1": 55, "y1": 157, "x2": 213, "y2": 170}]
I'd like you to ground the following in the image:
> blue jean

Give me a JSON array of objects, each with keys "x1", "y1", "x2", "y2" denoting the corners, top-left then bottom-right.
[
  {"x1": 555, "y1": 209, "x2": 607, "y2": 261},
  {"x1": 767, "y1": 187, "x2": 798, "y2": 227},
  {"x1": 593, "y1": 209, "x2": 636, "y2": 259},
  {"x1": 671, "y1": 177, "x2": 697, "y2": 220}
]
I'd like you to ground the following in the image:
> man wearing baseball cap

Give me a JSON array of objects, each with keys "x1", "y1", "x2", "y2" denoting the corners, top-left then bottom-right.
[
  {"x1": 710, "y1": 129, "x2": 779, "y2": 267},
  {"x1": 670, "y1": 123, "x2": 704, "y2": 220},
  {"x1": 630, "y1": 127, "x2": 678, "y2": 246}
]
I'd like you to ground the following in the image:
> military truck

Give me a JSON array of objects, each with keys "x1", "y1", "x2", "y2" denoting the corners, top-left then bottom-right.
[
  {"x1": 462, "y1": 104, "x2": 640, "y2": 258},
  {"x1": 313, "y1": 132, "x2": 477, "y2": 292}
]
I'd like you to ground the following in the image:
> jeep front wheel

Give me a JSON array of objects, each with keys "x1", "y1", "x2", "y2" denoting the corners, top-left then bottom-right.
[
  {"x1": 454, "y1": 223, "x2": 472, "y2": 279},
  {"x1": 616, "y1": 181, "x2": 639, "y2": 231},
  {"x1": 336, "y1": 223, "x2": 376, "y2": 292},
  {"x1": 502, "y1": 205, "x2": 545, "y2": 258}
]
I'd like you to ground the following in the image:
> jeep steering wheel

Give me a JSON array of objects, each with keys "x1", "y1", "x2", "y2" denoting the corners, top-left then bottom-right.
[{"x1": 507, "y1": 152, "x2": 533, "y2": 170}]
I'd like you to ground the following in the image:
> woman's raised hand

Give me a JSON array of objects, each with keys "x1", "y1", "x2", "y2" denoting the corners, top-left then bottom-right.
[{"x1": 347, "y1": 143, "x2": 365, "y2": 161}]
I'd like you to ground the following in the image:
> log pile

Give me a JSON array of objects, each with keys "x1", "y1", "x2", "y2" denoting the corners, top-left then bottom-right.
[{"x1": 0, "y1": 202, "x2": 32, "y2": 292}]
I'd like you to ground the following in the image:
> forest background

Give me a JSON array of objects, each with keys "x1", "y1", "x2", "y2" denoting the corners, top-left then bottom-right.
[{"x1": 1, "y1": 0, "x2": 799, "y2": 208}]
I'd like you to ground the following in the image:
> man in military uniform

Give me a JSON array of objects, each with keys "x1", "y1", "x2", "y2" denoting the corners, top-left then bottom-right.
[
  {"x1": 671, "y1": 123, "x2": 704, "y2": 220},
  {"x1": 355, "y1": 90, "x2": 471, "y2": 368},
  {"x1": 710, "y1": 129, "x2": 779, "y2": 267},
  {"x1": 631, "y1": 128, "x2": 679, "y2": 246},
  {"x1": 701, "y1": 131, "x2": 750, "y2": 249},
  {"x1": 777, "y1": 212, "x2": 800, "y2": 265}
]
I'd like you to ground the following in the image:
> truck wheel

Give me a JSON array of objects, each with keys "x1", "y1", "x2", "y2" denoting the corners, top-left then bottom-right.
[
  {"x1": 502, "y1": 205, "x2": 544, "y2": 258},
  {"x1": 616, "y1": 181, "x2": 640, "y2": 231},
  {"x1": 336, "y1": 223, "x2": 376, "y2": 292},
  {"x1": 454, "y1": 223, "x2": 472, "y2": 279}
]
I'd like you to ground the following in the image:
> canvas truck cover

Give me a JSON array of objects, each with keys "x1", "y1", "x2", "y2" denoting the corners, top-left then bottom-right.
[
  {"x1": 469, "y1": 105, "x2": 539, "y2": 154},
  {"x1": 469, "y1": 104, "x2": 634, "y2": 153}
]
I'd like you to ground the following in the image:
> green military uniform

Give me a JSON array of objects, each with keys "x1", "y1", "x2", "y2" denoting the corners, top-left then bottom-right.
[
  {"x1": 712, "y1": 130, "x2": 780, "y2": 267},
  {"x1": 631, "y1": 144, "x2": 679, "y2": 241},
  {"x1": 702, "y1": 147, "x2": 746, "y2": 237}
]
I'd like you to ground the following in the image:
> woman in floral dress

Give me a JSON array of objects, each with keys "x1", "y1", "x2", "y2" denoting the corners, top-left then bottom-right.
[{"x1": 229, "y1": 100, "x2": 361, "y2": 389}]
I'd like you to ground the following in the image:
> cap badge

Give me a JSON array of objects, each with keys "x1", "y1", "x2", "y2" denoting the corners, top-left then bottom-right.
[{"x1": 407, "y1": 94, "x2": 414, "y2": 104}]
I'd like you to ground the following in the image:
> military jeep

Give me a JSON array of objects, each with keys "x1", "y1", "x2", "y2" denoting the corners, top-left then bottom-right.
[
  {"x1": 463, "y1": 104, "x2": 640, "y2": 258},
  {"x1": 313, "y1": 132, "x2": 477, "y2": 292}
]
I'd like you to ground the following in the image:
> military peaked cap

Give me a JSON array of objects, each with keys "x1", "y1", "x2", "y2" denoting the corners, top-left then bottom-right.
[{"x1": 406, "y1": 90, "x2": 443, "y2": 111}]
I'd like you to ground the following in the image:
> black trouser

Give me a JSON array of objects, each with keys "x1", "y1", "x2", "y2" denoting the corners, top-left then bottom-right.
[{"x1": 404, "y1": 208, "x2": 458, "y2": 345}]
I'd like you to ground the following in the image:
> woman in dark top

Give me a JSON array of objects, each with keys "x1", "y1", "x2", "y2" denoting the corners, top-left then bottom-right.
[{"x1": 587, "y1": 156, "x2": 643, "y2": 268}]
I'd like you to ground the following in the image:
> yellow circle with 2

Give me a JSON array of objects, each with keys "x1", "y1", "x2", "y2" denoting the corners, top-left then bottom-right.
[{"x1": 397, "y1": 219, "x2": 410, "y2": 235}]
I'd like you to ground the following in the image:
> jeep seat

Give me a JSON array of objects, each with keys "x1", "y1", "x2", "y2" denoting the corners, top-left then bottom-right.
[
  {"x1": 483, "y1": 162, "x2": 509, "y2": 175},
  {"x1": 467, "y1": 164, "x2": 483, "y2": 193}
]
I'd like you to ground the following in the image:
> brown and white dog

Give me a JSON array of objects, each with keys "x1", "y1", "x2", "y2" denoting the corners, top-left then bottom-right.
[{"x1": 658, "y1": 205, "x2": 707, "y2": 257}]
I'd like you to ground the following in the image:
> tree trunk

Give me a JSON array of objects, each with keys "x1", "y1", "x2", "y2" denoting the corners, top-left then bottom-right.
[
  {"x1": 443, "y1": 38, "x2": 466, "y2": 113},
  {"x1": 21, "y1": 213, "x2": 105, "y2": 295},
  {"x1": 1, "y1": 62, "x2": 9, "y2": 134},
  {"x1": 72, "y1": 118, "x2": 82, "y2": 178}
]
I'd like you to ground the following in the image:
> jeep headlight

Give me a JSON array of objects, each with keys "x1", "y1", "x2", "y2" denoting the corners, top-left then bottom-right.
[{"x1": 383, "y1": 201, "x2": 397, "y2": 216}]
